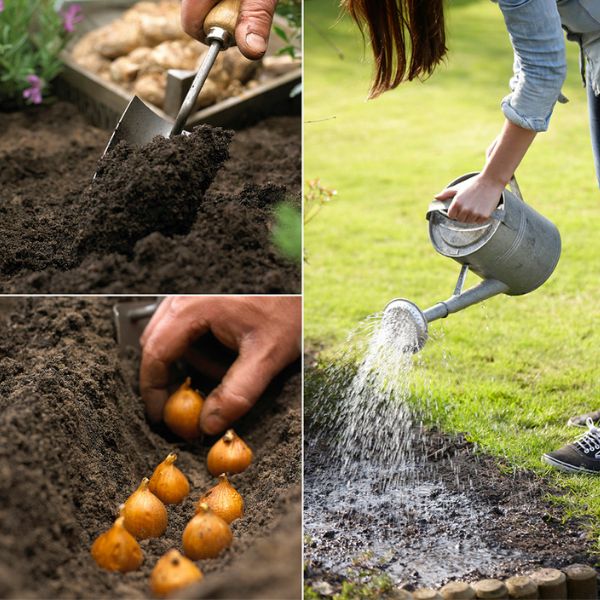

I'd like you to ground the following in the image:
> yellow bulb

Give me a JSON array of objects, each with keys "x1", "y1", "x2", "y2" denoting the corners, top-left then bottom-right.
[
  {"x1": 163, "y1": 378, "x2": 204, "y2": 440},
  {"x1": 207, "y1": 429, "x2": 253, "y2": 476},
  {"x1": 150, "y1": 549, "x2": 203, "y2": 598},
  {"x1": 198, "y1": 473, "x2": 244, "y2": 523},
  {"x1": 149, "y1": 453, "x2": 190, "y2": 504},
  {"x1": 182, "y1": 503, "x2": 232, "y2": 560},
  {"x1": 91, "y1": 516, "x2": 143, "y2": 572},
  {"x1": 123, "y1": 477, "x2": 168, "y2": 539}
]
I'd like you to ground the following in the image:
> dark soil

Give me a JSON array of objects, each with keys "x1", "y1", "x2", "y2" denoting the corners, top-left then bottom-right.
[
  {"x1": 0, "y1": 298, "x2": 301, "y2": 599},
  {"x1": 0, "y1": 102, "x2": 300, "y2": 293},
  {"x1": 304, "y1": 370, "x2": 598, "y2": 594}
]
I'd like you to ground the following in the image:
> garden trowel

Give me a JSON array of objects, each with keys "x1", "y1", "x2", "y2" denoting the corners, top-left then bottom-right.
[
  {"x1": 113, "y1": 299, "x2": 161, "y2": 352},
  {"x1": 99, "y1": 0, "x2": 241, "y2": 163},
  {"x1": 112, "y1": 299, "x2": 235, "y2": 381}
]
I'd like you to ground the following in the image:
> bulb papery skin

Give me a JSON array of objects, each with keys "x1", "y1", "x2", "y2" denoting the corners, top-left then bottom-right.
[
  {"x1": 91, "y1": 516, "x2": 143, "y2": 572},
  {"x1": 197, "y1": 474, "x2": 244, "y2": 524},
  {"x1": 149, "y1": 453, "x2": 190, "y2": 504},
  {"x1": 163, "y1": 378, "x2": 204, "y2": 440},
  {"x1": 182, "y1": 504, "x2": 233, "y2": 560},
  {"x1": 207, "y1": 429, "x2": 253, "y2": 476},
  {"x1": 123, "y1": 478, "x2": 168, "y2": 539},
  {"x1": 150, "y1": 549, "x2": 203, "y2": 598}
]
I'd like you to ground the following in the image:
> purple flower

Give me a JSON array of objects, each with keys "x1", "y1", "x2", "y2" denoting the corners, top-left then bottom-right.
[
  {"x1": 0, "y1": 1, "x2": 4, "y2": 12},
  {"x1": 61, "y1": 4, "x2": 83, "y2": 33},
  {"x1": 23, "y1": 75, "x2": 43, "y2": 105}
]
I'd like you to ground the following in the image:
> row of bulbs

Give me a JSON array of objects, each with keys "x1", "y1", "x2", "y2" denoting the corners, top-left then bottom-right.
[{"x1": 90, "y1": 378, "x2": 254, "y2": 597}]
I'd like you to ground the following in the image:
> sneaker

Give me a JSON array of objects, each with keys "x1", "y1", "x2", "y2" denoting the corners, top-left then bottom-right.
[
  {"x1": 567, "y1": 409, "x2": 600, "y2": 428},
  {"x1": 542, "y1": 418, "x2": 600, "y2": 474}
]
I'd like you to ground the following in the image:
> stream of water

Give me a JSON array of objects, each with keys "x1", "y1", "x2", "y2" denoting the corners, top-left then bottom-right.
[{"x1": 304, "y1": 310, "x2": 526, "y2": 587}]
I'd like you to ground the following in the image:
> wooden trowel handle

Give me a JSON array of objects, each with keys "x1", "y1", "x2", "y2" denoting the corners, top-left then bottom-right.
[{"x1": 204, "y1": 0, "x2": 241, "y2": 37}]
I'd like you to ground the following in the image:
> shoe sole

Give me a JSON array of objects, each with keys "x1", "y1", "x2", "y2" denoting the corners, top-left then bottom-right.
[{"x1": 542, "y1": 454, "x2": 600, "y2": 475}]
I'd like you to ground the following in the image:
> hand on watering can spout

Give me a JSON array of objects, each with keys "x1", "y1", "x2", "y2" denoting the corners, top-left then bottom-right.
[
  {"x1": 139, "y1": 296, "x2": 302, "y2": 435},
  {"x1": 181, "y1": 0, "x2": 278, "y2": 59},
  {"x1": 435, "y1": 173, "x2": 504, "y2": 225}
]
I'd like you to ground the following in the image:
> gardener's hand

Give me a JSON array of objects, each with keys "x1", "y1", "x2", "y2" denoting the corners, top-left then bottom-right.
[
  {"x1": 435, "y1": 173, "x2": 504, "y2": 224},
  {"x1": 139, "y1": 296, "x2": 301, "y2": 435},
  {"x1": 181, "y1": 0, "x2": 277, "y2": 59}
]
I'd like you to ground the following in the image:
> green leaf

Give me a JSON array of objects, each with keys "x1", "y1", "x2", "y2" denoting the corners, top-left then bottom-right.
[
  {"x1": 273, "y1": 25, "x2": 289, "y2": 43},
  {"x1": 272, "y1": 203, "x2": 302, "y2": 262}
]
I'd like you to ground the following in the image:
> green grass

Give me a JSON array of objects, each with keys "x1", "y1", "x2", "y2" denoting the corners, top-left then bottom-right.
[{"x1": 304, "y1": 0, "x2": 600, "y2": 546}]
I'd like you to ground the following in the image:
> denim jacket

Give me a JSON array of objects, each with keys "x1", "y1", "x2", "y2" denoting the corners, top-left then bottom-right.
[{"x1": 496, "y1": 0, "x2": 600, "y2": 132}]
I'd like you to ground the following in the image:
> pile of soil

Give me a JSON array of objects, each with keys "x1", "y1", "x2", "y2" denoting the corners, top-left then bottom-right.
[
  {"x1": 0, "y1": 298, "x2": 301, "y2": 599},
  {"x1": 304, "y1": 370, "x2": 597, "y2": 594},
  {"x1": 0, "y1": 102, "x2": 300, "y2": 293}
]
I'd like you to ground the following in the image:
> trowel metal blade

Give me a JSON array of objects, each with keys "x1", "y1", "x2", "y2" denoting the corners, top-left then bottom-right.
[
  {"x1": 102, "y1": 96, "x2": 175, "y2": 158},
  {"x1": 113, "y1": 299, "x2": 162, "y2": 352}
]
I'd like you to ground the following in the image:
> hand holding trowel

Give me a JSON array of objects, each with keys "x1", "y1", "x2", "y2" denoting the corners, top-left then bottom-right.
[{"x1": 100, "y1": 0, "x2": 244, "y2": 160}]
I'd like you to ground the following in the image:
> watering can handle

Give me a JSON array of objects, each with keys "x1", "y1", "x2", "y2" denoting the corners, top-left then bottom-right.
[
  {"x1": 508, "y1": 176, "x2": 524, "y2": 201},
  {"x1": 426, "y1": 174, "x2": 523, "y2": 221},
  {"x1": 426, "y1": 198, "x2": 504, "y2": 222}
]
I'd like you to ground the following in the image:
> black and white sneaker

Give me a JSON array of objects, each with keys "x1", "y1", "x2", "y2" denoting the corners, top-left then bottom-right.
[
  {"x1": 567, "y1": 409, "x2": 600, "y2": 428},
  {"x1": 542, "y1": 418, "x2": 600, "y2": 474}
]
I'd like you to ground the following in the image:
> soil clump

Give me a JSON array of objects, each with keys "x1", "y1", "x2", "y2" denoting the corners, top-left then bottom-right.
[{"x1": 0, "y1": 102, "x2": 300, "y2": 293}]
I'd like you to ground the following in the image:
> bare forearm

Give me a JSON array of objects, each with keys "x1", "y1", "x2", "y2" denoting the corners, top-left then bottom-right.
[
  {"x1": 482, "y1": 119, "x2": 537, "y2": 186},
  {"x1": 437, "y1": 119, "x2": 537, "y2": 224}
]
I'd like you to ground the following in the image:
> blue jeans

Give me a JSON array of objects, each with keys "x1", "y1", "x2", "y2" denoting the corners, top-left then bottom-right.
[
  {"x1": 587, "y1": 72, "x2": 600, "y2": 187},
  {"x1": 498, "y1": 0, "x2": 600, "y2": 185},
  {"x1": 556, "y1": 0, "x2": 600, "y2": 186}
]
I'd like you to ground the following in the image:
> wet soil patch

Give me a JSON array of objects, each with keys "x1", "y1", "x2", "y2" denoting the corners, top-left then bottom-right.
[
  {"x1": 0, "y1": 298, "x2": 301, "y2": 599},
  {"x1": 0, "y1": 102, "x2": 300, "y2": 293},
  {"x1": 304, "y1": 376, "x2": 597, "y2": 592}
]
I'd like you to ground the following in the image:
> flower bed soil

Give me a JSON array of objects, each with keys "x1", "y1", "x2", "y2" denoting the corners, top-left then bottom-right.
[
  {"x1": 0, "y1": 298, "x2": 301, "y2": 599},
  {"x1": 0, "y1": 102, "x2": 300, "y2": 293},
  {"x1": 304, "y1": 370, "x2": 597, "y2": 595}
]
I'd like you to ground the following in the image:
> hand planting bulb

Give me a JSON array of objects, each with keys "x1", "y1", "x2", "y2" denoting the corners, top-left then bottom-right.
[
  {"x1": 163, "y1": 378, "x2": 204, "y2": 440},
  {"x1": 90, "y1": 516, "x2": 143, "y2": 572},
  {"x1": 207, "y1": 429, "x2": 253, "y2": 476},
  {"x1": 182, "y1": 503, "x2": 232, "y2": 560},
  {"x1": 150, "y1": 549, "x2": 203, "y2": 598},
  {"x1": 149, "y1": 453, "x2": 190, "y2": 504},
  {"x1": 122, "y1": 477, "x2": 168, "y2": 539},
  {"x1": 197, "y1": 473, "x2": 244, "y2": 523}
]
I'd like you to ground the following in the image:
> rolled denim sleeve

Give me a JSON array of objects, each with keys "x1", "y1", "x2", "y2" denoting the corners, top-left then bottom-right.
[{"x1": 497, "y1": 0, "x2": 567, "y2": 132}]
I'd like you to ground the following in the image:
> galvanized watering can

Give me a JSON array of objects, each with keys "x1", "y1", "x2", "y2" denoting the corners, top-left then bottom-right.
[{"x1": 385, "y1": 172, "x2": 561, "y2": 352}]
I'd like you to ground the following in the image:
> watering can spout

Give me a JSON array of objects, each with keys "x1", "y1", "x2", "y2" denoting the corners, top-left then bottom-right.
[
  {"x1": 383, "y1": 267, "x2": 509, "y2": 353},
  {"x1": 423, "y1": 276, "x2": 509, "y2": 324}
]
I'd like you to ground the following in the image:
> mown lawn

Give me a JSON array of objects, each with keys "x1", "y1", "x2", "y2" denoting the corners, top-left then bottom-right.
[{"x1": 304, "y1": 0, "x2": 600, "y2": 545}]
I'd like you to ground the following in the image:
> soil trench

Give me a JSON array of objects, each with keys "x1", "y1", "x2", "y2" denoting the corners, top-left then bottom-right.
[
  {"x1": 0, "y1": 298, "x2": 301, "y2": 599},
  {"x1": 0, "y1": 102, "x2": 300, "y2": 293},
  {"x1": 304, "y1": 426, "x2": 596, "y2": 591}
]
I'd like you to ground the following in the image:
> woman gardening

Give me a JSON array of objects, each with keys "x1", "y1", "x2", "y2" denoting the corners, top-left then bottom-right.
[{"x1": 343, "y1": 0, "x2": 600, "y2": 473}]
